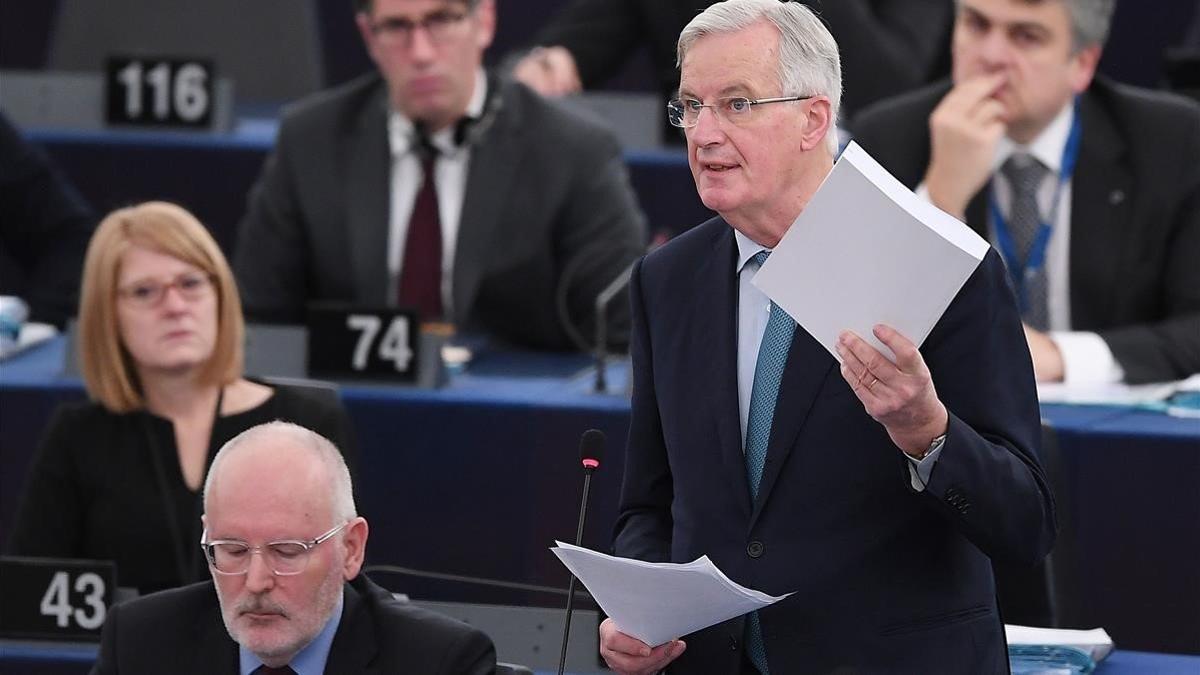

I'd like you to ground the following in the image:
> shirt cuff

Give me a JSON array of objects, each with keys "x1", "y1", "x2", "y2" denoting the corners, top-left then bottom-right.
[
  {"x1": 1050, "y1": 331, "x2": 1125, "y2": 385},
  {"x1": 905, "y1": 437, "x2": 945, "y2": 492}
]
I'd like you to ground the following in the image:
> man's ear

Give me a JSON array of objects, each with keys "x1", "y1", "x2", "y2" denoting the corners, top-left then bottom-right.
[
  {"x1": 800, "y1": 96, "x2": 834, "y2": 152},
  {"x1": 341, "y1": 517, "x2": 370, "y2": 580},
  {"x1": 1069, "y1": 43, "x2": 1102, "y2": 94}
]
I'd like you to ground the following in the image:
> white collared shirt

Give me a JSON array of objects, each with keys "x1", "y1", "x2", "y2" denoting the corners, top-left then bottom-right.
[
  {"x1": 386, "y1": 67, "x2": 487, "y2": 317},
  {"x1": 919, "y1": 102, "x2": 1123, "y2": 384}
]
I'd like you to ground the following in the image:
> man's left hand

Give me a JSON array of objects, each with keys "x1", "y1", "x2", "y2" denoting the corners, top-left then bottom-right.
[
  {"x1": 1022, "y1": 324, "x2": 1065, "y2": 382},
  {"x1": 836, "y1": 325, "x2": 948, "y2": 457}
]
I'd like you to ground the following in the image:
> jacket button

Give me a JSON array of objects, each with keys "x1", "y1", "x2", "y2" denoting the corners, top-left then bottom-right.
[
  {"x1": 729, "y1": 635, "x2": 740, "y2": 651},
  {"x1": 747, "y1": 541, "x2": 764, "y2": 558}
]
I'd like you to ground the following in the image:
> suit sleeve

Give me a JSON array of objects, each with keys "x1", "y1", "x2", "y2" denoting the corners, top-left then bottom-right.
[
  {"x1": 0, "y1": 112, "x2": 95, "y2": 327},
  {"x1": 817, "y1": 0, "x2": 954, "y2": 115},
  {"x1": 530, "y1": 0, "x2": 648, "y2": 89},
  {"x1": 556, "y1": 125, "x2": 647, "y2": 350},
  {"x1": 90, "y1": 598, "x2": 120, "y2": 675},
  {"x1": 233, "y1": 119, "x2": 311, "y2": 323},
  {"x1": 435, "y1": 626, "x2": 496, "y2": 675},
  {"x1": 612, "y1": 257, "x2": 673, "y2": 562},
  {"x1": 916, "y1": 250, "x2": 1057, "y2": 567},
  {"x1": 1098, "y1": 112, "x2": 1200, "y2": 382},
  {"x1": 6, "y1": 406, "x2": 87, "y2": 557}
]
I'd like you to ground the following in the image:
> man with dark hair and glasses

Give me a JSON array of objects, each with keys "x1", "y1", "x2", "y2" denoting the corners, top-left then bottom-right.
[
  {"x1": 233, "y1": 0, "x2": 646, "y2": 351},
  {"x1": 93, "y1": 421, "x2": 495, "y2": 674},
  {"x1": 603, "y1": 1, "x2": 1052, "y2": 672}
]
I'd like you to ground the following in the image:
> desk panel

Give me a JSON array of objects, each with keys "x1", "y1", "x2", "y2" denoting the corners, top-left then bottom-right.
[{"x1": 2, "y1": 340, "x2": 1197, "y2": 653}]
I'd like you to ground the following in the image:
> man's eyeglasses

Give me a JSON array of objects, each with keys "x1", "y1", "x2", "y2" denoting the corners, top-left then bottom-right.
[
  {"x1": 117, "y1": 272, "x2": 213, "y2": 308},
  {"x1": 201, "y1": 521, "x2": 349, "y2": 576},
  {"x1": 369, "y1": 9, "x2": 470, "y2": 48},
  {"x1": 667, "y1": 95, "x2": 813, "y2": 128}
]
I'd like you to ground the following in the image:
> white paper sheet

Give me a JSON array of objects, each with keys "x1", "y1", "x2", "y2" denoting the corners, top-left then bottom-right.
[
  {"x1": 551, "y1": 542, "x2": 791, "y2": 648},
  {"x1": 1005, "y1": 624, "x2": 1114, "y2": 662},
  {"x1": 752, "y1": 141, "x2": 988, "y2": 363}
]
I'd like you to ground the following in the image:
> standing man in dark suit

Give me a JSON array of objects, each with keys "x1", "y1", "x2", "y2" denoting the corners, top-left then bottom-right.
[
  {"x1": 600, "y1": 1, "x2": 1054, "y2": 673},
  {"x1": 93, "y1": 421, "x2": 495, "y2": 674},
  {"x1": 853, "y1": 0, "x2": 1200, "y2": 384},
  {"x1": 234, "y1": 0, "x2": 646, "y2": 351}
]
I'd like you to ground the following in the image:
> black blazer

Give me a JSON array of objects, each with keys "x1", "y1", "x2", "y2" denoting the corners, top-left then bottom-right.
[
  {"x1": 92, "y1": 574, "x2": 496, "y2": 674},
  {"x1": 233, "y1": 72, "x2": 646, "y2": 351},
  {"x1": 616, "y1": 218, "x2": 1055, "y2": 673},
  {"x1": 852, "y1": 77, "x2": 1200, "y2": 383},
  {"x1": 530, "y1": 0, "x2": 954, "y2": 119}
]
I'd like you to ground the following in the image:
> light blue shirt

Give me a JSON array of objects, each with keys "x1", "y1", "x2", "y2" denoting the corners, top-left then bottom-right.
[
  {"x1": 732, "y1": 230, "x2": 941, "y2": 492},
  {"x1": 239, "y1": 593, "x2": 344, "y2": 675}
]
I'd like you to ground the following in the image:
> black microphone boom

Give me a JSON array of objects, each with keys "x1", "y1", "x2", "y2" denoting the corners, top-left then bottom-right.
[{"x1": 557, "y1": 429, "x2": 605, "y2": 675}]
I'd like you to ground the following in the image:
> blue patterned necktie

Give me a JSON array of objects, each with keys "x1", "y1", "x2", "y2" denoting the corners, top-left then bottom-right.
[
  {"x1": 1000, "y1": 153, "x2": 1050, "y2": 330},
  {"x1": 742, "y1": 250, "x2": 795, "y2": 674}
]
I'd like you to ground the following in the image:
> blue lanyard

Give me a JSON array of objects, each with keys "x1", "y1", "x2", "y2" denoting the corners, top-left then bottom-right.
[{"x1": 988, "y1": 97, "x2": 1082, "y2": 314}]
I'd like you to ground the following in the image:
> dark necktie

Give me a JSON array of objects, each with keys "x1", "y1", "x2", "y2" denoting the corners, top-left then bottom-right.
[
  {"x1": 742, "y1": 250, "x2": 795, "y2": 675},
  {"x1": 999, "y1": 153, "x2": 1050, "y2": 330},
  {"x1": 252, "y1": 665, "x2": 296, "y2": 675},
  {"x1": 397, "y1": 130, "x2": 444, "y2": 321}
]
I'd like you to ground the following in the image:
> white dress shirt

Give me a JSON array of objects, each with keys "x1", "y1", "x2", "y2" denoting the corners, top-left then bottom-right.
[
  {"x1": 919, "y1": 102, "x2": 1124, "y2": 384},
  {"x1": 386, "y1": 68, "x2": 488, "y2": 317},
  {"x1": 733, "y1": 230, "x2": 939, "y2": 492}
]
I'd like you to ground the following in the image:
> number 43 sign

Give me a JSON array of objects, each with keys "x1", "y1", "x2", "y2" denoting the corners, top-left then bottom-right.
[{"x1": 0, "y1": 557, "x2": 115, "y2": 640}]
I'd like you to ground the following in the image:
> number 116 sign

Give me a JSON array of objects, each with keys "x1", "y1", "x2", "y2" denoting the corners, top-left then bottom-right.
[{"x1": 105, "y1": 56, "x2": 214, "y2": 128}]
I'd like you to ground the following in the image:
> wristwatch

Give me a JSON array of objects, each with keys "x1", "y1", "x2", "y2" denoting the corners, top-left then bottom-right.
[{"x1": 915, "y1": 434, "x2": 947, "y2": 461}]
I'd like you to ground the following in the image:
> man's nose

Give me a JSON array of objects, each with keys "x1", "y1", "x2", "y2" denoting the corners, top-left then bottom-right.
[
  {"x1": 688, "y1": 106, "x2": 726, "y2": 147},
  {"x1": 243, "y1": 551, "x2": 276, "y2": 593}
]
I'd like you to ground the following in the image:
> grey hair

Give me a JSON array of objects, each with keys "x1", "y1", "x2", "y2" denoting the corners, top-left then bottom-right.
[
  {"x1": 955, "y1": 0, "x2": 1116, "y2": 51},
  {"x1": 203, "y1": 421, "x2": 358, "y2": 525},
  {"x1": 677, "y1": 0, "x2": 843, "y2": 154}
]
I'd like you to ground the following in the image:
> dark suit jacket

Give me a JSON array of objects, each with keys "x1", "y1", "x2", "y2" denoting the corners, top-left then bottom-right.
[
  {"x1": 852, "y1": 77, "x2": 1200, "y2": 383},
  {"x1": 0, "y1": 111, "x2": 94, "y2": 327},
  {"x1": 530, "y1": 0, "x2": 954, "y2": 120},
  {"x1": 616, "y1": 218, "x2": 1055, "y2": 673},
  {"x1": 92, "y1": 574, "x2": 496, "y2": 674},
  {"x1": 234, "y1": 72, "x2": 646, "y2": 351}
]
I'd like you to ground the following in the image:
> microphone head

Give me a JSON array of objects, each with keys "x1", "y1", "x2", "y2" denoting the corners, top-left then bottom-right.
[{"x1": 579, "y1": 429, "x2": 605, "y2": 471}]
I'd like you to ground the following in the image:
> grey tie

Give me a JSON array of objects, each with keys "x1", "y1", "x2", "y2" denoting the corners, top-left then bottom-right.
[{"x1": 999, "y1": 153, "x2": 1051, "y2": 330}]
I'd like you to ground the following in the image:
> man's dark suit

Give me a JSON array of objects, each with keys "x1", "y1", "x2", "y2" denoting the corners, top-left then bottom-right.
[
  {"x1": 616, "y1": 218, "x2": 1055, "y2": 673},
  {"x1": 852, "y1": 77, "x2": 1200, "y2": 383},
  {"x1": 92, "y1": 574, "x2": 495, "y2": 674},
  {"x1": 234, "y1": 72, "x2": 646, "y2": 351}
]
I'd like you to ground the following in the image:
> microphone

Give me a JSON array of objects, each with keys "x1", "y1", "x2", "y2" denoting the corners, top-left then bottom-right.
[
  {"x1": 593, "y1": 261, "x2": 636, "y2": 393},
  {"x1": 557, "y1": 429, "x2": 605, "y2": 675}
]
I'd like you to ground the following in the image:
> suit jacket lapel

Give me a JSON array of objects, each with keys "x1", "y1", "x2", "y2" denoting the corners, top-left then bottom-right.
[
  {"x1": 184, "y1": 597, "x2": 239, "y2": 674},
  {"x1": 750, "y1": 324, "x2": 837, "y2": 525},
  {"x1": 345, "y1": 84, "x2": 393, "y2": 307},
  {"x1": 326, "y1": 581, "x2": 381, "y2": 674},
  {"x1": 697, "y1": 223, "x2": 753, "y2": 515},
  {"x1": 453, "y1": 80, "x2": 524, "y2": 324},
  {"x1": 1068, "y1": 88, "x2": 1130, "y2": 326}
]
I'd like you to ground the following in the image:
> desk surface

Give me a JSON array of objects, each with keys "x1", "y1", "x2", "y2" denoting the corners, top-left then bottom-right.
[
  {"x1": 2, "y1": 640, "x2": 1195, "y2": 675},
  {"x1": 2, "y1": 337, "x2": 1198, "y2": 655}
]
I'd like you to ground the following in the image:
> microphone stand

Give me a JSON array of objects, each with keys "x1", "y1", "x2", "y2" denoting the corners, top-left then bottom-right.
[
  {"x1": 593, "y1": 260, "x2": 636, "y2": 393},
  {"x1": 557, "y1": 463, "x2": 596, "y2": 675}
]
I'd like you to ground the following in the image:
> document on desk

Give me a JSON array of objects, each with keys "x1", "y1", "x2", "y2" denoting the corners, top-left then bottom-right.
[
  {"x1": 551, "y1": 541, "x2": 791, "y2": 647},
  {"x1": 753, "y1": 141, "x2": 990, "y2": 363}
]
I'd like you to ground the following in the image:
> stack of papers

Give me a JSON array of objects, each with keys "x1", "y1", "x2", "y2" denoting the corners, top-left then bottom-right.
[
  {"x1": 753, "y1": 141, "x2": 989, "y2": 363},
  {"x1": 551, "y1": 542, "x2": 790, "y2": 647},
  {"x1": 1005, "y1": 624, "x2": 1114, "y2": 662}
]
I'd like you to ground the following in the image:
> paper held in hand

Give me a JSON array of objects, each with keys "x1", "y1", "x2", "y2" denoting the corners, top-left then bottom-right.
[
  {"x1": 753, "y1": 141, "x2": 990, "y2": 363},
  {"x1": 551, "y1": 541, "x2": 791, "y2": 648}
]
